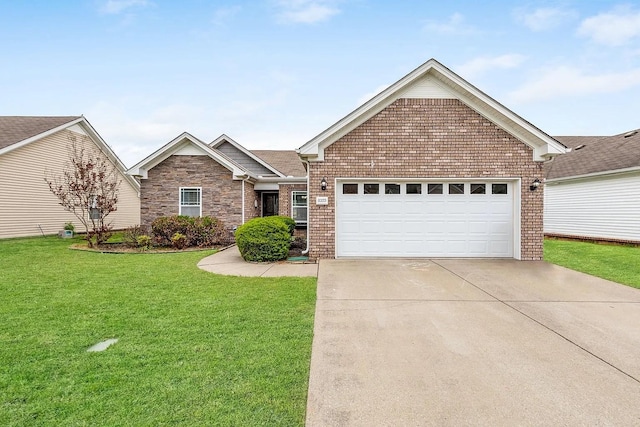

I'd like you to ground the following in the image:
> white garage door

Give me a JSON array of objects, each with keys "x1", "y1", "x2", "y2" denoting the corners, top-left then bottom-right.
[{"x1": 336, "y1": 181, "x2": 514, "y2": 258}]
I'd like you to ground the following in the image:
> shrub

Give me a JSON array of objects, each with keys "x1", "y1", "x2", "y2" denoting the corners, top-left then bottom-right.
[
  {"x1": 151, "y1": 215, "x2": 226, "y2": 248},
  {"x1": 235, "y1": 217, "x2": 291, "y2": 262},
  {"x1": 136, "y1": 235, "x2": 152, "y2": 251},
  {"x1": 123, "y1": 225, "x2": 147, "y2": 248},
  {"x1": 171, "y1": 232, "x2": 187, "y2": 249},
  {"x1": 272, "y1": 216, "x2": 296, "y2": 235}
]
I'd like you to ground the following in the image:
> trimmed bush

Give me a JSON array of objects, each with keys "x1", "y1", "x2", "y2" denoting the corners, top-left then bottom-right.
[
  {"x1": 151, "y1": 215, "x2": 227, "y2": 248},
  {"x1": 272, "y1": 216, "x2": 296, "y2": 235},
  {"x1": 235, "y1": 217, "x2": 291, "y2": 262},
  {"x1": 136, "y1": 235, "x2": 152, "y2": 251},
  {"x1": 171, "y1": 232, "x2": 187, "y2": 249}
]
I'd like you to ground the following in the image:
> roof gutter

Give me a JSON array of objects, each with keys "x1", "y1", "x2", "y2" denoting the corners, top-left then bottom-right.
[
  {"x1": 546, "y1": 165, "x2": 640, "y2": 184},
  {"x1": 254, "y1": 176, "x2": 306, "y2": 184}
]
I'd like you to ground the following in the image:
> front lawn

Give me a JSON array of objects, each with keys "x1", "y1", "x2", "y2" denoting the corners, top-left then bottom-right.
[
  {"x1": 0, "y1": 236, "x2": 316, "y2": 426},
  {"x1": 544, "y1": 238, "x2": 640, "y2": 289}
]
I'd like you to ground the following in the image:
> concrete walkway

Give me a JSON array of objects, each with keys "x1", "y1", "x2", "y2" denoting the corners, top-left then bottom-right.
[
  {"x1": 306, "y1": 258, "x2": 640, "y2": 426},
  {"x1": 197, "y1": 245, "x2": 318, "y2": 277}
]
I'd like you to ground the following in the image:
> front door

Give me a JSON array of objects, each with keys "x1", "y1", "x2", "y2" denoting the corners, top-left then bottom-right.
[{"x1": 262, "y1": 192, "x2": 279, "y2": 217}]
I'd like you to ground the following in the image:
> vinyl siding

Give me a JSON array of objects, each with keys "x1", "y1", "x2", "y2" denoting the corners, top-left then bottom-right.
[
  {"x1": 216, "y1": 141, "x2": 276, "y2": 176},
  {"x1": 0, "y1": 128, "x2": 140, "y2": 239},
  {"x1": 544, "y1": 172, "x2": 640, "y2": 242}
]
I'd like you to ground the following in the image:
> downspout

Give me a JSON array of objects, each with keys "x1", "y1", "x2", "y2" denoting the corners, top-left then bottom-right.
[
  {"x1": 241, "y1": 179, "x2": 245, "y2": 224},
  {"x1": 301, "y1": 159, "x2": 310, "y2": 255},
  {"x1": 240, "y1": 176, "x2": 252, "y2": 224}
]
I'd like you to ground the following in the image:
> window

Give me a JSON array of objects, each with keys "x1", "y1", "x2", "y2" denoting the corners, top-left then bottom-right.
[
  {"x1": 406, "y1": 184, "x2": 422, "y2": 194},
  {"x1": 427, "y1": 183, "x2": 443, "y2": 194},
  {"x1": 180, "y1": 187, "x2": 201, "y2": 217},
  {"x1": 88, "y1": 195, "x2": 100, "y2": 220},
  {"x1": 292, "y1": 191, "x2": 307, "y2": 224},
  {"x1": 385, "y1": 183, "x2": 400, "y2": 194},
  {"x1": 470, "y1": 184, "x2": 486, "y2": 194},
  {"x1": 449, "y1": 183, "x2": 465, "y2": 194},
  {"x1": 492, "y1": 183, "x2": 508, "y2": 194},
  {"x1": 364, "y1": 183, "x2": 379, "y2": 194},
  {"x1": 343, "y1": 183, "x2": 358, "y2": 194}
]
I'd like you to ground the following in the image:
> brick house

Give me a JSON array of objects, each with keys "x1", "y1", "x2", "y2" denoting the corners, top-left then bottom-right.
[
  {"x1": 128, "y1": 133, "x2": 307, "y2": 236},
  {"x1": 298, "y1": 59, "x2": 566, "y2": 260},
  {"x1": 129, "y1": 59, "x2": 565, "y2": 260}
]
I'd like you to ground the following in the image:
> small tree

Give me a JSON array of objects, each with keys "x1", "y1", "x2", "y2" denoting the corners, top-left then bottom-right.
[{"x1": 45, "y1": 135, "x2": 121, "y2": 247}]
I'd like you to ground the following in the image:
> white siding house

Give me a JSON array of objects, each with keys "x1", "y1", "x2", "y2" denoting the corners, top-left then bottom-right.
[
  {"x1": 545, "y1": 131, "x2": 640, "y2": 243},
  {"x1": 0, "y1": 116, "x2": 140, "y2": 239}
]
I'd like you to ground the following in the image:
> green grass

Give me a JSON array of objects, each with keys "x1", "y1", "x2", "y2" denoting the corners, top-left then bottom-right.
[
  {"x1": 544, "y1": 238, "x2": 640, "y2": 289},
  {"x1": 0, "y1": 236, "x2": 316, "y2": 426}
]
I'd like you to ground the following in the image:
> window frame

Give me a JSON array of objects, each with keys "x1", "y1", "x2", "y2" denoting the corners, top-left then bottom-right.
[
  {"x1": 492, "y1": 183, "x2": 508, "y2": 195},
  {"x1": 291, "y1": 190, "x2": 308, "y2": 225},
  {"x1": 470, "y1": 183, "x2": 486, "y2": 194},
  {"x1": 179, "y1": 187, "x2": 202, "y2": 217}
]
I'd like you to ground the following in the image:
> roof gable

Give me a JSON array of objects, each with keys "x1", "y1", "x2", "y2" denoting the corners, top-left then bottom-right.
[
  {"x1": 0, "y1": 116, "x2": 81, "y2": 153},
  {"x1": 0, "y1": 115, "x2": 140, "y2": 191},
  {"x1": 298, "y1": 58, "x2": 566, "y2": 162},
  {"x1": 210, "y1": 134, "x2": 284, "y2": 177},
  {"x1": 128, "y1": 132, "x2": 247, "y2": 179}
]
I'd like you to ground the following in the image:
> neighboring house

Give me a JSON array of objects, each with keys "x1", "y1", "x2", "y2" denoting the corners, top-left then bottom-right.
[
  {"x1": 297, "y1": 58, "x2": 565, "y2": 260},
  {"x1": 0, "y1": 116, "x2": 141, "y2": 239},
  {"x1": 545, "y1": 129, "x2": 640, "y2": 243},
  {"x1": 128, "y1": 133, "x2": 307, "y2": 236}
]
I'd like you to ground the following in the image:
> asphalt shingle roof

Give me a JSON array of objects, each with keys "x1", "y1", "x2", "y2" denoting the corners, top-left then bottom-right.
[
  {"x1": 547, "y1": 129, "x2": 640, "y2": 180},
  {"x1": 0, "y1": 116, "x2": 80, "y2": 151},
  {"x1": 251, "y1": 150, "x2": 307, "y2": 177}
]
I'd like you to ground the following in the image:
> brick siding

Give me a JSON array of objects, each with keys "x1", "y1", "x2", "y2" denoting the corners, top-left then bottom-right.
[
  {"x1": 278, "y1": 183, "x2": 308, "y2": 218},
  {"x1": 307, "y1": 98, "x2": 545, "y2": 260},
  {"x1": 140, "y1": 155, "x2": 244, "y2": 233}
]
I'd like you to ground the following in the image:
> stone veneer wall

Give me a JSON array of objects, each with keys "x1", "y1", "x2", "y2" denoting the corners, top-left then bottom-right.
[
  {"x1": 244, "y1": 181, "x2": 260, "y2": 223},
  {"x1": 307, "y1": 98, "x2": 545, "y2": 260},
  {"x1": 140, "y1": 155, "x2": 244, "y2": 233}
]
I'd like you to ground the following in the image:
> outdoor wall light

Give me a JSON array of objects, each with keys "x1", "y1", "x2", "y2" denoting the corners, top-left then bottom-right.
[
  {"x1": 530, "y1": 178, "x2": 541, "y2": 191},
  {"x1": 321, "y1": 177, "x2": 327, "y2": 191},
  {"x1": 254, "y1": 200, "x2": 258, "y2": 208}
]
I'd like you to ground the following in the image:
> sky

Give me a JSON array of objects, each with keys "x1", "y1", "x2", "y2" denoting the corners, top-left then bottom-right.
[{"x1": 2, "y1": 1, "x2": 640, "y2": 167}]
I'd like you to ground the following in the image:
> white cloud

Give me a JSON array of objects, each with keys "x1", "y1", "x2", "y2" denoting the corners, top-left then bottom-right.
[
  {"x1": 100, "y1": 0, "x2": 151, "y2": 15},
  {"x1": 423, "y1": 13, "x2": 476, "y2": 35},
  {"x1": 87, "y1": 101, "x2": 207, "y2": 167},
  {"x1": 275, "y1": 0, "x2": 340, "y2": 24},
  {"x1": 577, "y1": 6, "x2": 640, "y2": 46},
  {"x1": 457, "y1": 54, "x2": 527, "y2": 79},
  {"x1": 514, "y1": 7, "x2": 577, "y2": 31},
  {"x1": 509, "y1": 66, "x2": 640, "y2": 102}
]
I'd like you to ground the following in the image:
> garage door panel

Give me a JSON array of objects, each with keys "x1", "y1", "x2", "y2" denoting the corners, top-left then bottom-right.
[
  {"x1": 360, "y1": 220, "x2": 382, "y2": 234},
  {"x1": 489, "y1": 241, "x2": 510, "y2": 256},
  {"x1": 337, "y1": 180, "x2": 514, "y2": 257},
  {"x1": 446, "y1": 240, "x2": 468, "y2": 255},
  {"x1": 468, "y1": 240, "x2": 489, "y2": 254},
  {"x1": 404, "y1": 201, "x2": 425, "y2": 214}
]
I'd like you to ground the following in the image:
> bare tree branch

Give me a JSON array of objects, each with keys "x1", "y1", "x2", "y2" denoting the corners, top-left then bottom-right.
[{"x1": 45, "y1": 134, "x2": 121, "y2": 247}]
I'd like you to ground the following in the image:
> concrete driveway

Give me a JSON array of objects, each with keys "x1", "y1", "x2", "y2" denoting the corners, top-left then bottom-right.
[{"x1": 306, "y1": 259, "x2": 640, "y2": 426}]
